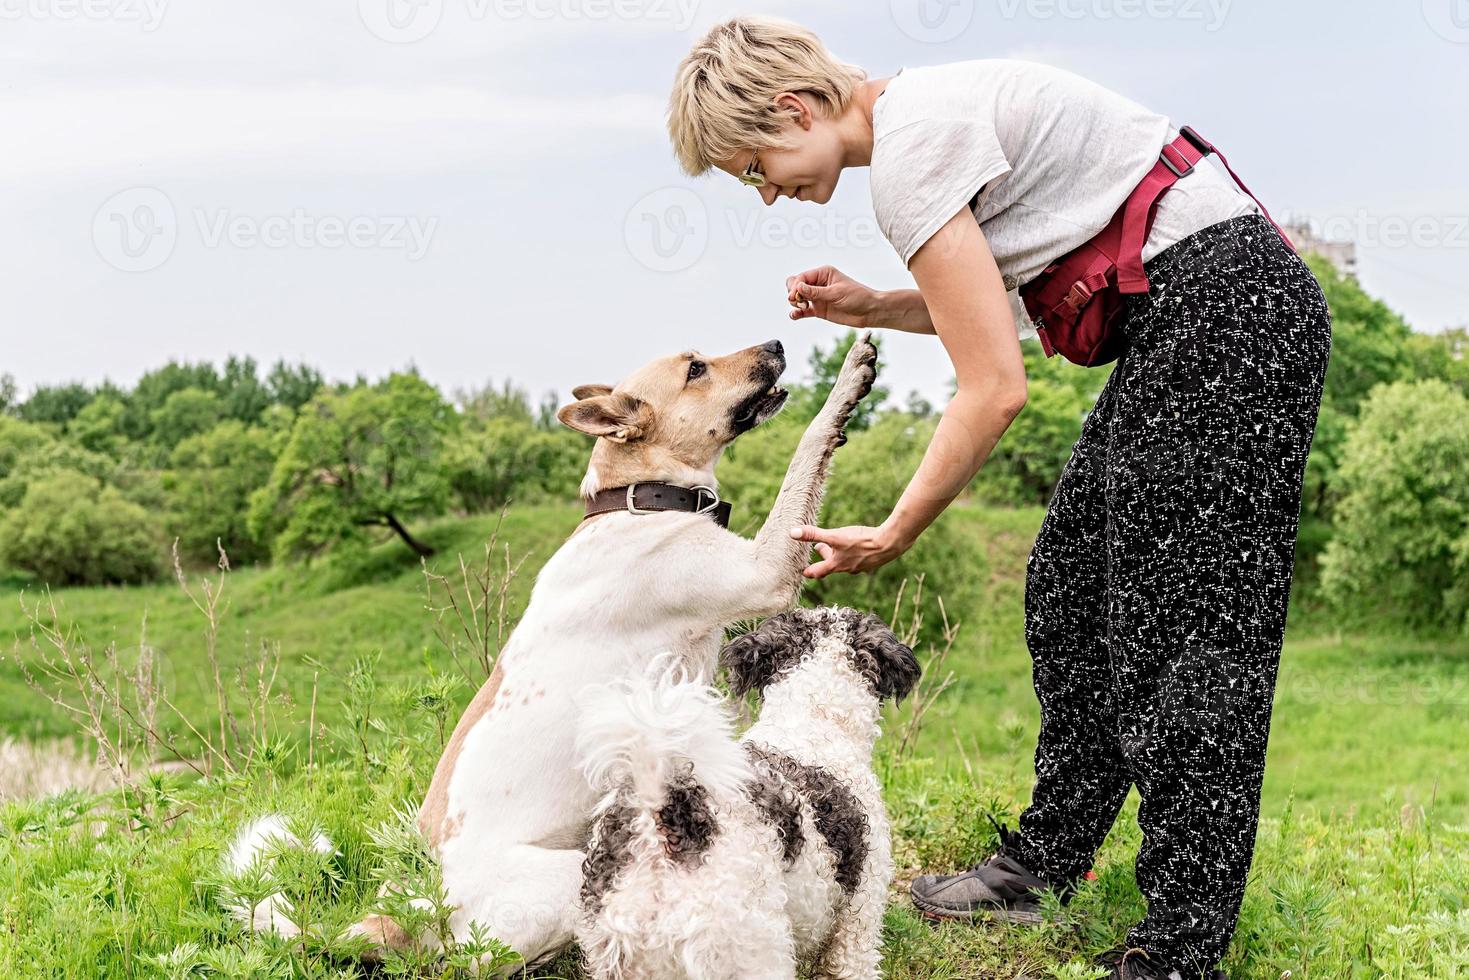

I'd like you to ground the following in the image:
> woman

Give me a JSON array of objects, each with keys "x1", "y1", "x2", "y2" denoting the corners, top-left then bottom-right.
[{"x1": 667, "y1": 17, "x2": 1330, "y2": 980}]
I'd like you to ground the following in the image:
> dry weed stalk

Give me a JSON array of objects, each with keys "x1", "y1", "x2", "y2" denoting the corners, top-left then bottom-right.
[
  {"x1": 17, "y1": 538, "x2": 285, "y2": 791},
  {"x1": 888, "y1": 574, "x2": 960, "y2": 761},
  {"x1": 420, "y1": 507, "x2": 528, "y2": 683}
]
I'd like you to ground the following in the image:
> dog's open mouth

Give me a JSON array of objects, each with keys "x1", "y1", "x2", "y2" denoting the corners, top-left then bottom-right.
[{"x1": 732, "y1": 385, "x2": 790, "y2": 434}]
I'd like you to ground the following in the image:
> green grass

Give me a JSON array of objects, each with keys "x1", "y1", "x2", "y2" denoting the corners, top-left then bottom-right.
[
  {"x1": 0, "y1": 507, "x2": 576, "y2": 746},
  {"x1": 3, "y1": 504, "x2": 1468, "y2": 977}
]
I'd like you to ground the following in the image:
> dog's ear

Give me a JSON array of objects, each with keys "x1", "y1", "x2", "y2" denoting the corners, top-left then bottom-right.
[
  {"x1": 721, "y1": 611, "x2": 810, "y2": 697},
  {"x1": 846, "y1": 611, "x2": 921, "y2": 702},
  {"x1": 557, "y1": 392, "x2": 652, "y2": 443},
  {"x1": 571, "y1": 384, "x2": 613, "y2": 400}
]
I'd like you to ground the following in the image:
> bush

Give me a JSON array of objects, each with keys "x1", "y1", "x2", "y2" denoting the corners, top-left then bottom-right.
[
  {"x1": 164, "y1": 421, "x2": 277, "y2": 565},
  {"x1": 0, "y1": 471, "x2": 160, "y2": 586},
  {"x1": 0, "y1": 435, "x2": 118, "y2": 511},
  {"x1": 443, "y1": 418, "x2": 586, "y2": 513},
  {"x1": 0, "y1": 417, "x2": 52, "y2": 484},
  {"x1": 150, "y1": 387, "x2": 224, "y2": 450},
  {"x1": 1319, "y1": 379, "x2": 1469, "y2": 632}
]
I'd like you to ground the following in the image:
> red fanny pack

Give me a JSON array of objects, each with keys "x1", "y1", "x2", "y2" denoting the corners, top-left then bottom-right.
[{"x1": 1018, "y1": 126, "x2": 1293, "y2": 367}]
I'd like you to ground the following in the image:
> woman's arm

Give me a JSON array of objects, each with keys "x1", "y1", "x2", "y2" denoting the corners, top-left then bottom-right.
[
  {"x1": 790, "y1": 208, "x2": 1027, "y2": 577},
  {"x1": 784, "y1": 268, "x2": 936, "y2": 334},
  {"x1": 873, "y1": 288, "x2": 936, "y2": 335}
]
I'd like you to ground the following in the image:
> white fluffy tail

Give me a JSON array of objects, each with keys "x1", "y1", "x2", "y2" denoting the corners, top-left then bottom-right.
[
  {"x1": 224, "y1": 814, "x2": 334, "y2": 937},
  {"x1": 576, "y1": 655, "x2": 749, "y2": 810}
]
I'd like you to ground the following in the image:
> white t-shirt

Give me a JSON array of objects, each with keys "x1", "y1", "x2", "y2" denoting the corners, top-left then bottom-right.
[{"x1": 869, "y1": 60, "x2": 1257, "y2": 336}]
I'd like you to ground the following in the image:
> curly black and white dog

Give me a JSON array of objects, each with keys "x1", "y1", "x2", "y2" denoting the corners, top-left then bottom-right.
[{"x1": 574, "y1": 606, "x2": 920, "y2": 980}]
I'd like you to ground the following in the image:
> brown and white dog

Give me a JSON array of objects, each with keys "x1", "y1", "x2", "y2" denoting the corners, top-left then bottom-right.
[{"x1": 230, "y1": 333, "x2": 878, "y2": 970}]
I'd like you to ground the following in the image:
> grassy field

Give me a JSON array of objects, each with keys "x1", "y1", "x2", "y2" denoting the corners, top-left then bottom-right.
[{"x1": 3, "y1": 504, "x2": 1468, "y2": 977}]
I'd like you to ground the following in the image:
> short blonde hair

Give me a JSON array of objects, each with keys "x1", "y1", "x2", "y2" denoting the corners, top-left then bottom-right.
[{"x1": 667, "y1": 17, "x2": 865, "y2": 176}]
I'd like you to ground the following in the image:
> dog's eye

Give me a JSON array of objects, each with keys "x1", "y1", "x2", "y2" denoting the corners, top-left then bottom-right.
[{"x1": 687, "y1": 360, "x2": 706, "y2": 382}]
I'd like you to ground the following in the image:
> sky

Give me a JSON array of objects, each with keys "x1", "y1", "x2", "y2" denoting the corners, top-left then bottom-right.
[{"x1": 3, "y1": 0, "x2": 1466, "y2": 407}]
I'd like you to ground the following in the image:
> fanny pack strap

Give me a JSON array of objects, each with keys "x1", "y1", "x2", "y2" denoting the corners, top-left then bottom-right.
[{"x1": 1114, "y1": 126, "x2": 1294, "y2": 295}]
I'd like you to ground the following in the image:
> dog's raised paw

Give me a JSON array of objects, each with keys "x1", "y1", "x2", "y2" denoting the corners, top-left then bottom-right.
[
  {"x1": 844, "y1": 331, "x2": 878, "y2": 374},
  {"x1": 828, "y1": 333, "x2": 879, "y2": 410}
]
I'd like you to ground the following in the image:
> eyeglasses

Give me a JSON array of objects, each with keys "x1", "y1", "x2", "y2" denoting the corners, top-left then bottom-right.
[{"x1": 737, "y1": 151, "x2": 766, "y2": 188}]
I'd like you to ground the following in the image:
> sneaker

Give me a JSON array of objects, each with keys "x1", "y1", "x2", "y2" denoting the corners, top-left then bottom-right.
[
  {"x1": 1096, "y1": 946, "x2": 1228, "y2": 980},
  {"x1": 908, "y1": 850, "x2": 1052, "y2": 924}
]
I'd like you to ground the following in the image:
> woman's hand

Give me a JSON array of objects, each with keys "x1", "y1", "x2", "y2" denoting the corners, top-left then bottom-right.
[
  {"x1": 785, "y1": 267, "x2": 937, "y2": 334},
  {"x1": 788, "y1": 522, "x2": 911, "y2": 579},
  {"x1": 785, "y1": 266, "x2": 881, "y2": 327}
]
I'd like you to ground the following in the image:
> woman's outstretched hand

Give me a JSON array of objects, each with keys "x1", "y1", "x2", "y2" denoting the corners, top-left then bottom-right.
[
  {"x1": 789, "y1": 523, "x2": 910, "y2": 579},
  {"x1": 785, "y1": 266, "x2": 881, "y2": 327}
]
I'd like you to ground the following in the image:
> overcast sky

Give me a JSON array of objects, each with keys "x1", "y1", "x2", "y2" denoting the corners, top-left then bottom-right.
[{"x1": 3, "y1": 0, "x2": 1466, "y2": 407}]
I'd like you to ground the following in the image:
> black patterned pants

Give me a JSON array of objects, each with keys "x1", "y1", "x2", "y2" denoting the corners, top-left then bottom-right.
[{"x1": 1003, "y1": 214, "x2": 1331, "y2": 974}]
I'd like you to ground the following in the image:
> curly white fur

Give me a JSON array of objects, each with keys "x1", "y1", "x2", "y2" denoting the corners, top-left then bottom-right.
[
  {"x1": 577, "y1": 660, "x2": 793, "y2": 979},
  {"x1": 576, "y1": 655, "x2": 750, "y2": 810},
  {"x1": 577, "y1": 610, "x2": 906, "y2": 980}
]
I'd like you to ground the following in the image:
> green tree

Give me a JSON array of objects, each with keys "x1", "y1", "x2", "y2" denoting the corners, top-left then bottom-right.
[
  {"x1": 17, "y1": 382, "x2": 94, "y2": 427},
  {"x1": 0, "y1": 374, "x2": 17, "y2": 416},
  {"x1": 1404, "y1": 326, "x2": 1469, "y2": 396},
  {"x1": 122, "y1": 361, "x2": 221, "y2": 439},
  {"x1": 1319, "y1": 379, "x2": 1469, "y2": 632},
  {"x1": 786, "y1": 331, "x2": 889, "y2": 429},
  {"x1": 0, "y1": 416, "x2": 52, "y2": 484},
  {"x1": 68, "y1": 395, "x2": 128, "y2": 456},
  {"x1": 536, "y1": 390, "x2": 563, "y2": 430},
  {"x1": 0, "y1": 434, "x2": 117, "y2": 510},
  {"x1": 164, "y1": 421, "x2": 277, "y2": 565},
  {"x1": 250, "y1": 373, "x2": 456, "y2": 559},
  {"x1": 457, "y1": 380, "x2": 535, "y2": 425},
  {"x1": 150, "y1": 387, "x2": 224, "y2": 450},
  {"x1": 1302, "y1": 255, "x2": 1415, "y2": 520},
  {"x1": 266, "y1": 360, "x2": 324, "y2": 412},
  {"x1": 0, "y1": 471, "x2": 160, "y2": 586},
  {"x1": 444, "y1": 417, "x2": 586, "y2": 513},
  {"x1": 219, "y1": 355, "x2": 272, "y2": 423}
]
